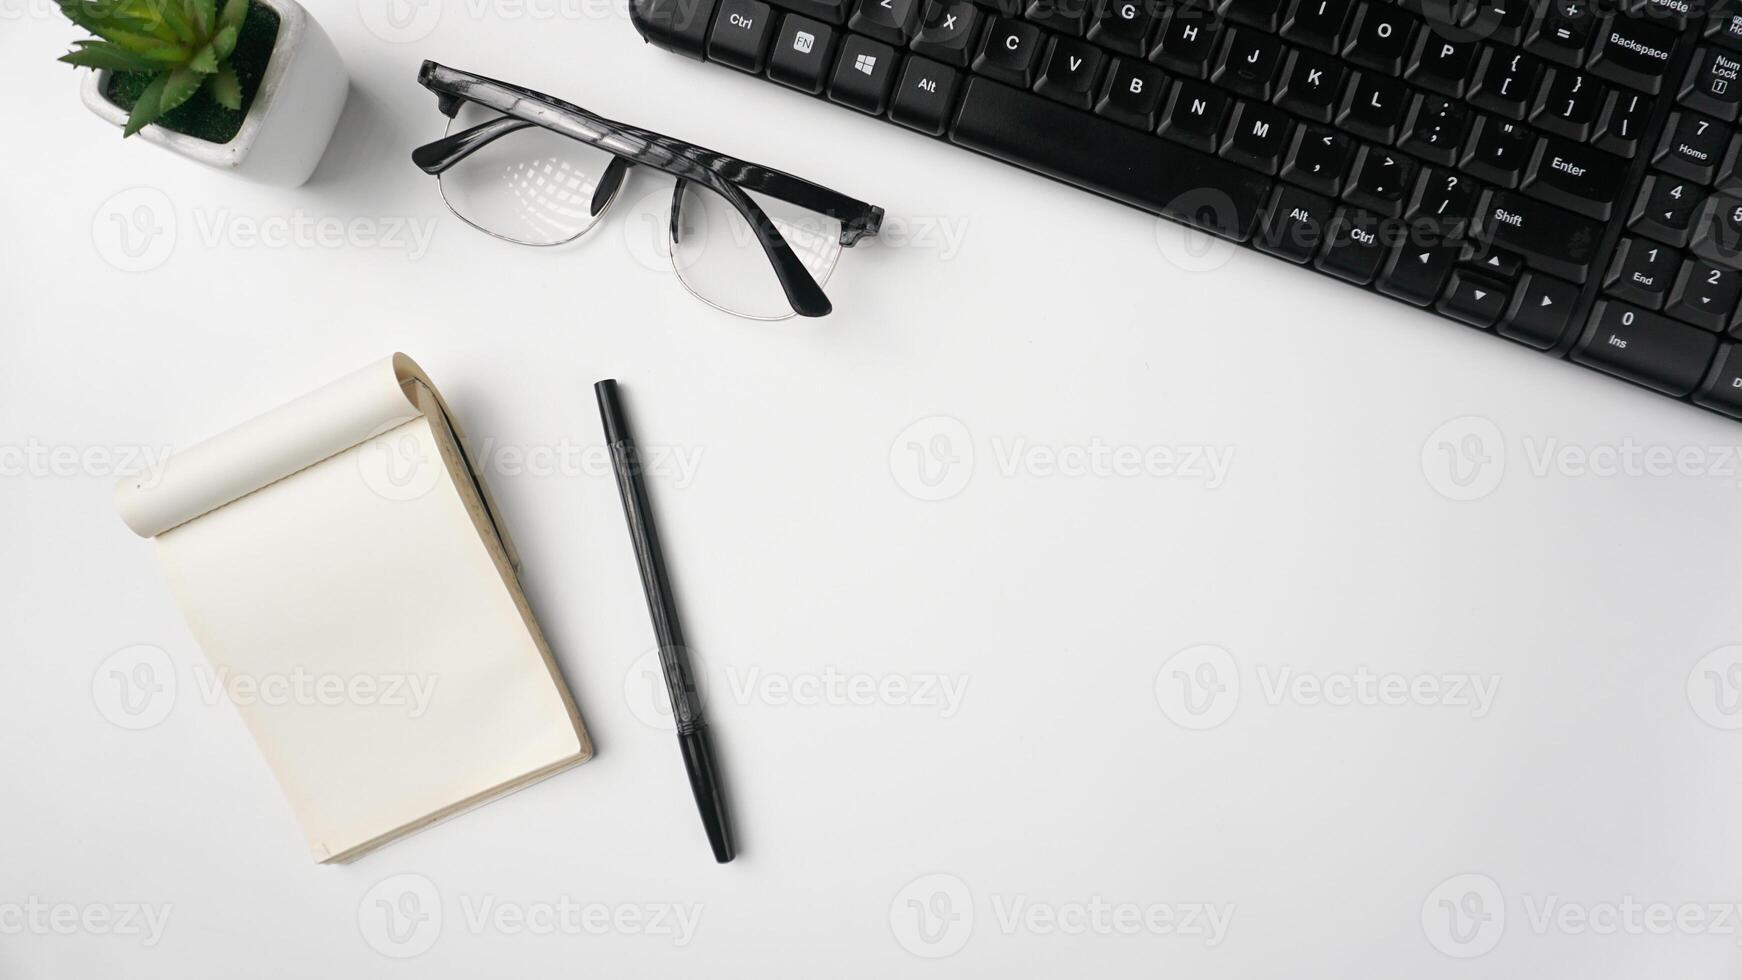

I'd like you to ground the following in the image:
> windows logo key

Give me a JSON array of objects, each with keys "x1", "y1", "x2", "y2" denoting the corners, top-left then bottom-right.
[{"x1": 853, "y1": 52, "x2": 876, "y2": 75}]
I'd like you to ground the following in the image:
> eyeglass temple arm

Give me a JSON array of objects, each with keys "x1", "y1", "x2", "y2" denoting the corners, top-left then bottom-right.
[
  {"x1": 412, "y1": 116, "x2": 537, "y2": 174},
  {"x1": 413, "y1": 117, "x2": 634, "y2": 217},
  {"x1": 673, "y1": 178, "x2": 832, "y2": 318}
]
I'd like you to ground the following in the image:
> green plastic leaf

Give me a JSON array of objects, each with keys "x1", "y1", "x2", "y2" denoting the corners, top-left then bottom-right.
[
  {"x1": 207, "y1": 24, "x2": 237, "y2": 62},
  {"x1": 59, "y1": 40, "x2": 160, "y2": 71},
  {"x1": 188, "y1": 37, "x2": 219, "y2": 71},
  {"x1": 122, "y1": 71, "x2": 168, "y2": 136},
  {"x1": 217, "y1": 0, "x2": 246, "y2": 32},
  {"x1": 157, "y1": 66, "x2": 203, "y2": 114},
  {"x1": 209, "y1": 64, "x2": 241, "y2": 109}
]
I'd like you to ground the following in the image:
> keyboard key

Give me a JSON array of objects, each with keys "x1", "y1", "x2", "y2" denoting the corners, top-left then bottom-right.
[
  {"x1": 1530, "y1": 69, "x2": 1605, "y2": 140},
  {"x1": 1574, "y1": 299, "x2": 1719, "y2": 395},
  {"x1": 1219, "y1": 0, "x2": 1286, "y2": 30},
  {"x1": 1467, "y1": 0, "x2": 1530, "y2": 47},
  {"x1": 1315, "y1": 207, "x2": 1391, "y2": 282},
  {"x1": 1345, "y1": 144, "x2": 1416, "y2": 214},
  {"x1": 1437, "y1": 270, "x2": 1509, "y2": 326},
  {"x1": 1462, "y1": 115, "x2": 1534, "y2": 187},
  {"x1": 1281, "y1": 0, "x2": 1355, "y2": 52},
  {"x1": 1667, "y1": 259, "x2": 1742, "y2": 330},
  {"x1": 1277, "y1": 49, "x2": 1346, "y2": 121},
  {"x1": 1471, "y1": 188, "x2": 1604, "y2": 282},
  {"x1": 1604, "y1": 236, "x2": 1678, "y2": 307},
  {"x1": 1628, "y1": 173, "x2": 1704, "y2": 246},
  {"x1": 1593, "y1": 89, "x2": 1651, "y2": 158},
  {"x1": 1159, "y1": 77, "x2": 1231, "y2": 149},
  {"x1": 911, "y1": 0, "x2": 981, "y2": 64},
  {"x1": 1588, "y1": 16, "x2": 1678, "y2": 93},
  {"x1": 1342, "y1": 2, "x2": 1415, "y2": 75},
  {"x1": 768, "y1": 15, "x2": 838, "y2": 92},
  {"x1": 1337, "y1": 71, "x2": 1409, "y2": 143},
  {"x1": 1654, "y1": 111, "x2": 1728, "y2": 183},
  {"x1": 1407, "y1": 29, "x2": 1479, "y2": 97},
  {"x1": 1408, "y1": 166, "x2": 1480, "y2": 234},
  {"x1": 829, "y1": 34, "x2": 901, "y2": 112},
  {"x1": 949, "y1": 76, "x2": 1273, "y2": 238},
  {"x1": 1705, "y1": 10, "x2": 1742, "y2": 52},
  {"x1": 974, "y1": 17, "x2": 1044, "y2": 85},
  {"x1": 1027, "y1": 0, "x2": 1093, "y2": 34},
  {"x1": 1037, "y1": 36, "x2": 1106, "y2": 106},
  {"x1": 889, "y1": 56, "x2": 962, "y2": 133},
  {"x1": 1282, "y1": 124, "x2": 1355, "y2": 193},
  {"x1": 1150, "y1": 0, "x2": 1224, "y2": 76},
  {"x1": 1691, "y1": 193, "x2": 1742, "y2": 268},
  {"x1": 1378, "y1": 235, "x2": 1461, "y2": 305},
  {"x1": 1524, "y1": 135, "x2": 1627, "y2": 219},
  {"x1": 850, "y1": 0, "x2": 922, "y2": 43},
  {"x1": 1526, "y1": 0, "x2": 1596, "y2": 67},
  {"x1": 708, "y1": 0, "x2": 776, "y2": 71},
  {"x1": 1470, "y1": 47, "x2": 1544, "y2": 120},
  {"x1": 1221, "y1": 101, "x2": 1294, "y2": 172},
  {"x1": 1400, "y1": 93, "x2": 1469, "y2": 165},
  {"x1": 1680, "y1": 47, "x2": 1742, "y2": 121},
  {"x1": 1693, "y1": 343, "x2": 1742, "y2": 416},
  {"x1": 1256, "y1": 183, "x2": 1335, "y2": 261},
  {"x1": 1095, "y1": 58, "x2": 1170, "y2": 128},
  {"x1": 1501, "y1": 271, "x2": 1580, "y2": 347},
  {"x1": 1213, "y1": 27, "x2": 1285, "y2": 98},
  {"x1": 1088, "y1": 0, "x2": 1160, "y2": 54}
]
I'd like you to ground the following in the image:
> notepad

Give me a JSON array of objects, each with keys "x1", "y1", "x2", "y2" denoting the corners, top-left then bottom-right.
[{"x1": 116, "y1": 354, "x2": 592, "y2": 863}]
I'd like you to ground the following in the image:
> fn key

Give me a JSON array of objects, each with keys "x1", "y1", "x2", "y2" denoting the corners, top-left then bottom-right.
[{"x1": 889, "y1": 58, "x2": 961, "y2": 135}]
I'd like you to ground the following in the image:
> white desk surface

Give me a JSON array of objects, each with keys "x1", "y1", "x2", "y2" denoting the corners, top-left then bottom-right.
[{"x1": 6, "y1": 4, "x2": 1742, "y2": 975}]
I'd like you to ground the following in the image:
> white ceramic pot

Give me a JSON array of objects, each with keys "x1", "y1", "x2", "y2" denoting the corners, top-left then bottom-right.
[{"x1": 79, "y1": 0, "x2": 348, "y2": 187}]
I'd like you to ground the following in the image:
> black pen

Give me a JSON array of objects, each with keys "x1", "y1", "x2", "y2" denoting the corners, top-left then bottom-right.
[{"x1": 595, "y1": 379, "x2": 735, "y2": 864}]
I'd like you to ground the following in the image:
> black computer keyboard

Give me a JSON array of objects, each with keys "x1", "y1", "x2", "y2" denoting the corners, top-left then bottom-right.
[{"x1": 634, "y1": 0, "x2": 1742, "y2": 419}]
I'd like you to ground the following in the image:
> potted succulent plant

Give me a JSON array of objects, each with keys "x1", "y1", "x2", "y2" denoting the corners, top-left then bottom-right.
[{"x1": 61, "y1": 0, "x2": 348, "y2": 186}]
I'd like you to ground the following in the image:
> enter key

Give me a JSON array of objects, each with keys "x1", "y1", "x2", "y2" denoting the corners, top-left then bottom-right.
[{"x1": 1523, "y1": 136, "x2": 1628, "y2": 221}]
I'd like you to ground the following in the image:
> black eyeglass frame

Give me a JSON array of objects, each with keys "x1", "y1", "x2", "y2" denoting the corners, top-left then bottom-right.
[{"x1": 413, "y1": 61, "x2": 885, "y2": 318}]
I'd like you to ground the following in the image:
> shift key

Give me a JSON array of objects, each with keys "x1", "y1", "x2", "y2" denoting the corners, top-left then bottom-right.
[{"x1": 1470, "y1": 189, "x2": 1605, "y2": 283}]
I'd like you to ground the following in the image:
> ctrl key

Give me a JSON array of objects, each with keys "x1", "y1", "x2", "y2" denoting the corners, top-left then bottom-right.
[{"x1": 1574, "y1": 300, "x2": 1720, "y2": 397}]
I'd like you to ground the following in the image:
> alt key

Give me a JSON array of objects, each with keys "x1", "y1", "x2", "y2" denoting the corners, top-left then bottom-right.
[{"x1": 889, "y1": 57, "x2": 960, "y2": 135}]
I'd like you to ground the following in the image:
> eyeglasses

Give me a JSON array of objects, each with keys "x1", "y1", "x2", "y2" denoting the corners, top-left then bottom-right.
[{"x1": 412, "y1": 61, "x2": 885, "y2": 320}]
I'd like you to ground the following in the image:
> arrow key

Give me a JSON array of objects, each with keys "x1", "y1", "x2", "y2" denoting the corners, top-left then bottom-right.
[
  {"x1": 1501, "y1": 271, "x2": 1580, "y2": 348},
  {"x1": 1437, "y1": 271, "x2": 1510, "y2": 328},
  {"x1": 1627, "y1": 174, "x2": 1704, "y2": 249},
  {"x1": 1667, "y1": 259, "x2": 1742, "y2": 332},
  {"x1": 1462, "y1": 243, "x2": 1523, "y2": 277},
  {"x1": 1377, "y1": 235, "x2": 1461, "y2": 306}
]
